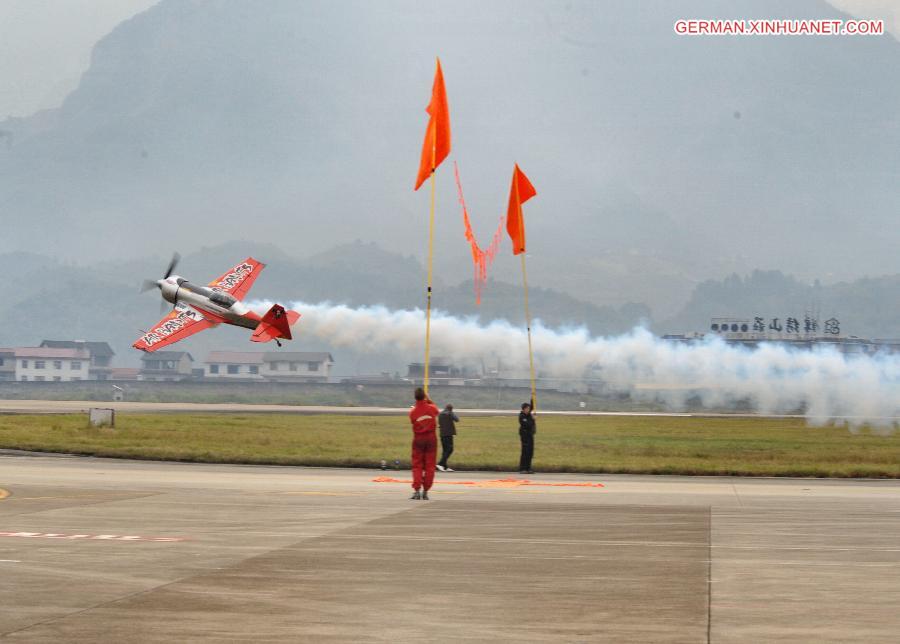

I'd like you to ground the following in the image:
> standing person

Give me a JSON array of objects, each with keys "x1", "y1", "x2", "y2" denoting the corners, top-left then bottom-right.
[
  {"x1": 437, "y1": 403, "x2": 459, "y2": 472},
  {"x1": 408, "y1": 387, "x2": 439, "y2": 500},
  {"x1": 518, "y1": 402, "x2": 536, "y2": 474}
]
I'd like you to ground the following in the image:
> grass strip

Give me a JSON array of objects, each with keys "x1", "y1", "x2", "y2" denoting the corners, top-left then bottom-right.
[{"x1": 1, "y1": 413, "x2": 898, "y2": 478}]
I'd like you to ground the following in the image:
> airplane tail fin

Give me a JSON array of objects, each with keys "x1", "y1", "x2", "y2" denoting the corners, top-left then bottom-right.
[{"x1": 251, "y1": 304, "x2": 300, "y2": 344}]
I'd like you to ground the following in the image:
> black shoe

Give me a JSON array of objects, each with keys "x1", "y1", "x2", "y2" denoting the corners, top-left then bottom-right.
[
  {"x1": 524, "y1": 470, "x2": 534, "y2": 475},
  {"x1": 410, "y1": 490, "x2": 421, "y2": 500},
  {"x1": 422, "y1": 491, "x2": 430, "y2": 500}
]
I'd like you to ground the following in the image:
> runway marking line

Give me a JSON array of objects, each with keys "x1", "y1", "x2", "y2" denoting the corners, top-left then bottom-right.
[
  {"x1": 4, "y1": 494, "x2": 139, "y2": 502},
  {"x1": 0, "y1": 531, "x2": 187, "y2": 543},
  {"x1": 277, "y1": 491, "x2": 370, "y2": 496},
  {"x1": 372, "y1": 477, "x2": 604, "y2": 489}
]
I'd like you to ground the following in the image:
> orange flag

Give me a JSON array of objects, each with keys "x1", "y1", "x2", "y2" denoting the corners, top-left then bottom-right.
[
  {"x1": 506, "y1": 164, "x2": 537, "y2": 255},
  {"x1": 414, "y1": 59, "x2": 451, "y2": 191}
]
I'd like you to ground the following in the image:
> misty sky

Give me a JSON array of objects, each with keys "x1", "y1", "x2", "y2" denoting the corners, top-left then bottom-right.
[
  {"x1": 0, "y1": 0, "x2": 159, "y2": 118},
  {"x1": 1, "y1": 0, "x2": 899, "y2": 308},
  {"x1": 0, "y1": 0, "x2": 897, "y2": 118}
]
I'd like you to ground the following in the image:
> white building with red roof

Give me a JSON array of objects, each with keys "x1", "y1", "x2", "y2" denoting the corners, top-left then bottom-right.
[
  {"x1": 205, "y1": 351, "x2": 334, "y2": 382},
  {"x1": 205, "y1": 351, "x2": 266, "y2": 380},
  {"x1": 9, "y1": 347, "x2": 91, "y2": 382}
]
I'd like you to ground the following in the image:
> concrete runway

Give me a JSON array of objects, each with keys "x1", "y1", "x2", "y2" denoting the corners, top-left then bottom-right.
[{"x1": 2, "y1": 454, "x2": 900, "y2": 642}]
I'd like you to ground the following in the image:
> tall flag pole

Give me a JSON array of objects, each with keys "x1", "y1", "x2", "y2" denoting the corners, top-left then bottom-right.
[
  {"x1": 520, "y1": 252, "x2": 536, "y2": 408},
  {"x1": 506, "y1": 164, "x2": 538, "y2": 408},
  {"x1": 414, "y1": 58, "x2": 451, "y2": 395},
  {"x1": 425, "y1": 150, "x2": 436, "y2": 395}
]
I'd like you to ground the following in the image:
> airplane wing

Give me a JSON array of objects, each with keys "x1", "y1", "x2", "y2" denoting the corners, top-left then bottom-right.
[
  {"x1": 207, "y1": 257, "x2": 265, "y2": 301},
  {"x1": 133, "y1": 303, "x2": 217, "y2": 352}
]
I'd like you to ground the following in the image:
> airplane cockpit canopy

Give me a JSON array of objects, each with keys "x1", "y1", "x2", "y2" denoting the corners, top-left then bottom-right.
[
  {"x1": 170, "y1": 280, "x2": 236, "y2": 308},
  {"x1": 209, "y1": 290, "x2": 237, "y2": 308}
]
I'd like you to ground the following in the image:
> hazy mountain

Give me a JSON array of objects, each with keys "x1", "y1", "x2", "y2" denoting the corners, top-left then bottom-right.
[
  {"x1": 664, "y1": 270, "x2": 900, "y2": 338},
  {"x1": 2, "y1": 0, "x2": 899, "y2": 321}
]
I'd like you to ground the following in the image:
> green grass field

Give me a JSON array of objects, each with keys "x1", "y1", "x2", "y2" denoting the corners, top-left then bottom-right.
[{"x1": 1, "y1": 413, "x2": 898, "y2": 478}]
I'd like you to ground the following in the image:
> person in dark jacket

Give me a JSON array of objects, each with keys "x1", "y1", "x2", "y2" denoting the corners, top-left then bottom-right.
[
  {"x1": 518, "y1": 402, "x2": 536, "y2": 474},
  {"x1": 437, "y1": 404, "x2": 459, "y2": 472}
]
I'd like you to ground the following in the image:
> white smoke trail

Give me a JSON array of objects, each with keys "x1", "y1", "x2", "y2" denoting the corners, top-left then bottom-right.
[{"x1": 253, "y1": 300, "x2": 900, "y2": 428}]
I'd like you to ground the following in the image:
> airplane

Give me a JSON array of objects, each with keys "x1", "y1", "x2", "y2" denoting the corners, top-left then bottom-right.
[{"x1": 133, "y1": 254, "x2": 300, "y2": 352}]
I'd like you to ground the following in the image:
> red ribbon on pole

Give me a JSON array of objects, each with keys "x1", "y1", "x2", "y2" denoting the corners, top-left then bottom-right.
[{"x1": 454, "y1": 162, "x2": 505, "y2": 304}]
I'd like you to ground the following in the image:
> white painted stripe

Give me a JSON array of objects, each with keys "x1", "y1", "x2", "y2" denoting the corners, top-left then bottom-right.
[{"x1": 0, "y1": 531, "x2": 186, "y2": 542}]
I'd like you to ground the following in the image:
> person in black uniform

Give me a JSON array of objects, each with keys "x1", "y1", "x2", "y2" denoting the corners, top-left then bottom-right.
[
  {"x1": 518, "y1": 402, "x2": 536, "y2": 474},
  {"x1": 437, "y1": 403, "x2": 459, "y2": 472}
]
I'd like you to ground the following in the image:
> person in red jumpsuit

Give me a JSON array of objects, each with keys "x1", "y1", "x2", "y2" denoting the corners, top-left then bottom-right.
[{"x1": 408, "y1": 387, "x2": 439, "y2": 500}]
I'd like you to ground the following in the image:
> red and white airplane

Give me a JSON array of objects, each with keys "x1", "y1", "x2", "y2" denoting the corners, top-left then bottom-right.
[{"x1": 133, "y1": 254, "x2": 300, "y2": 353}]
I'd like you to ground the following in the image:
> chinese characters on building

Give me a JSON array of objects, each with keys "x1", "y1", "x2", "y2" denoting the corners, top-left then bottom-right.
[{"x1": 748, "y1": 316, "x2": 838, "y2": 335}]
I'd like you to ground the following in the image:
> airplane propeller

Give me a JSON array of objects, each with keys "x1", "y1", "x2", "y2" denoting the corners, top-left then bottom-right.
[
  {"x1": 163, "y1": 252, "x2": 181, "y2": 279},
  {"x1": 140, "y1": 252, "x2": 181, "y2": 314}
]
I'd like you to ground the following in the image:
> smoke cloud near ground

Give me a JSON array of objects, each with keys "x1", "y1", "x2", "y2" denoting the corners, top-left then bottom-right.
[{"x1": 253, "y1": 301, "x2": 900, "y2": 429}]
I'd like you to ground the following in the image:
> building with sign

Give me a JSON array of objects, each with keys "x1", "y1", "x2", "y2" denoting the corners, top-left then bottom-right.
[
  {"x1": 664, "y1": 317, "x2": 897, "y2": 356},
  {"x1": 708, "y1": 315, "x2": 842, "y2": 340}
]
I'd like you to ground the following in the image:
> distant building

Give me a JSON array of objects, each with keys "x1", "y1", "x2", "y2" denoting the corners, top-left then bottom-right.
[
  {"x1": 406, "y1": 357, "x2": 482, "y2": 386},
  {"x1": 139, "y1": 351, "x2": 195, "y2": 381},
  {"x1": 4, "y1": 347, "x2": 91, "y2": 382},
  {"x1": 39, "y1": 341, "x2": 115, "y2": 380},
  {"x1": 0, "y1": 349, "x2": 15, "y2": 381},
  {"x1": 664, "y1": 317, "x2": 899, "y2": 356},
  {"x1": 407, "y1": 357, "x2": 453, "y2": 380},
  {"x1": 262, "y1": 351, "x2": 334, "y2": 383},
  {"x1": 203, "y1": 351, "x2": 334, "y2": 382},
  {"x1": 204, "y1": 351, "x2": 265, "y2": 380}
]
